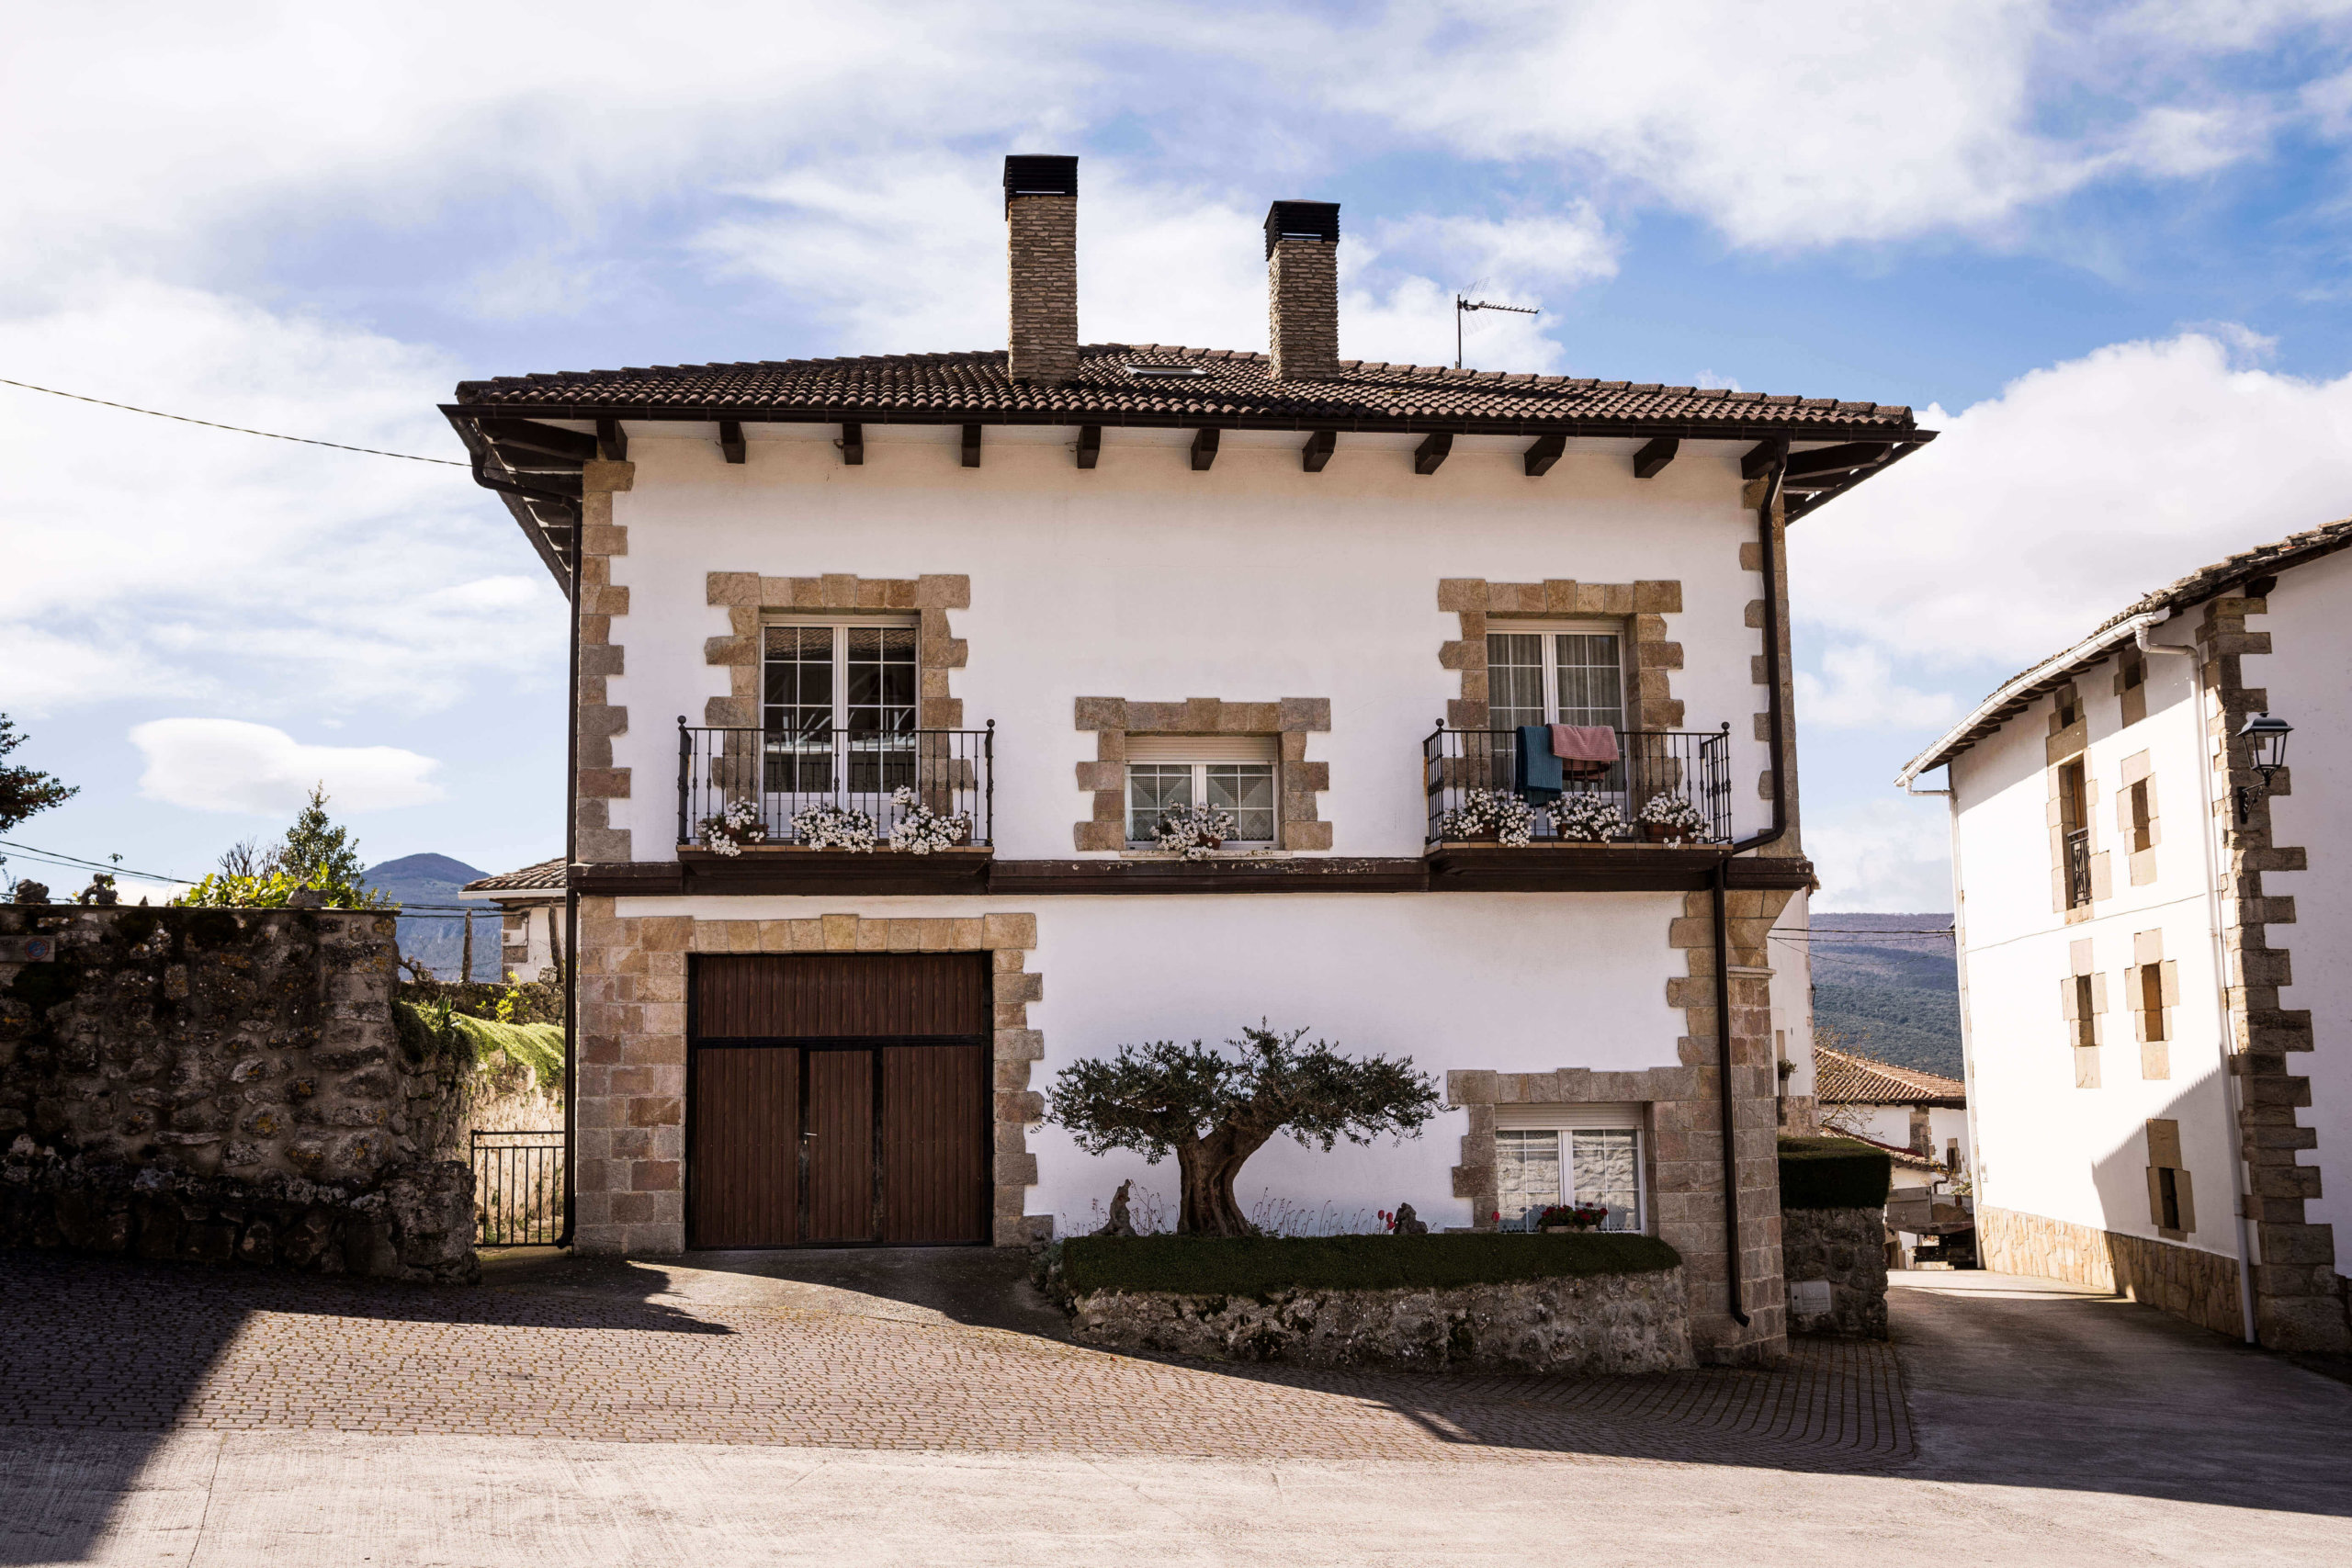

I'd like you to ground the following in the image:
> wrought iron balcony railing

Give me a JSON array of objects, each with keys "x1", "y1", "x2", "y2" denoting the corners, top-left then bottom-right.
[
  {"x1": 2064, "y1": 827, "x2": 2092, "y2": 908},
  {"x1": 677, "y1": 722, "x2": 994, "y2": 850},
  {"x1": 1423, "y1": 726, "x2": 1732, "y2": 845}
]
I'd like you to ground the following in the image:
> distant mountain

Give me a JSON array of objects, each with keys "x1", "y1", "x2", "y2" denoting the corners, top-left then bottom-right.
[
  {"x1": 1808, "y1": 912, "x2": 1962, "y2": 1081},
  {"x1": 362, "y1": 853, "x2": 493, "y2": 981}
]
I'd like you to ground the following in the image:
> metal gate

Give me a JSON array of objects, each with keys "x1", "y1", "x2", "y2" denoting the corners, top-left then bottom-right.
[{"x1": 470, "y1": 1129, "x2": 566, "y2": 1246}]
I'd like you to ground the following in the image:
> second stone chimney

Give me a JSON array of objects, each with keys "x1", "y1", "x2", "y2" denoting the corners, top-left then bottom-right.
[
  {"x1": 1265, "y1": 199, "x2": 1340, "y2": 380},
  {"x1": 1004, "y1": 154, "x2": 1080, "y2": 385}
]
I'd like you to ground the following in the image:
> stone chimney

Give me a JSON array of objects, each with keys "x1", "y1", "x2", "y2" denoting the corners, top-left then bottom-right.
[
  {"x1": 1265, "y1": 199, "x2": 1340, "y2": 380},
  {"x1": 1004, "y1": 154, "x2": 1080, "y2": 385}
]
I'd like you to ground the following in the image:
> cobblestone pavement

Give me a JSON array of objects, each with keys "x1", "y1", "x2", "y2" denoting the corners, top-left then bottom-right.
[{"x1": 0, "y1": 1249, "x2": 1906, "y2": 1468}]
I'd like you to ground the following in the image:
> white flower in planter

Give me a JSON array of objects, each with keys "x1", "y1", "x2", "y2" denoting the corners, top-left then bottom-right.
[
  {"x1": 698, "y1": 798, "x2": 768, "y2": 858},
  {"x1": 887, "y1": 785, "x2": 972, "y2": 854},
  {"x1": 1439, "y1": 787, "x2": 1536, "y2": 847},
  {"x1": 789, "y1": 802, "x2": 879, "y2": 852},
  {"x1": 1637, "y1": 792, "x2": 1710, "y2": 843},
  {"x1": 1155, "y1": 802, "x2": 1238, "y2": 861},
  {"x1": 1553, "y1": 794, "x2": 1627, "y2": 843}
]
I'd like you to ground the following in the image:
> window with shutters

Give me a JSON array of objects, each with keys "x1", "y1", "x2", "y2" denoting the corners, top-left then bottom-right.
[{"x1": 1486, "y1": 623, "x2": 1628, "y2": 731}]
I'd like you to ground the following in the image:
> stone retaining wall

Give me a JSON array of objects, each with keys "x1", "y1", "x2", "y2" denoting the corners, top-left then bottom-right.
[
  {"x1": 0, "y1": 905, "x2": 477, "y2": 1282},
  {"x1": 1781, "y1": 1205, "x2": 1888, "y2": 1338},
  {"x1": 1067, "y1": 1268, "x2": 1691, "y2": 1374},
  {"x1": 1980, "y1": 1204, "x2": 2245, "y2": 1338}
]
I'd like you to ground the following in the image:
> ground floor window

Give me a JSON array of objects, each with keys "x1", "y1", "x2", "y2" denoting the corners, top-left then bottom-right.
[{"x1": 1496, "y1": 1126, "x2": 1643, "y2": 1231}]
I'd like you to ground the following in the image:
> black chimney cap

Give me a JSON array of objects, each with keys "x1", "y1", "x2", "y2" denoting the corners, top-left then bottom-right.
[
  {"x1": 1004, "y1": 155, "x2": 1080, "y2": 209},
  {"x1": 1264, "y1": 200, "x2": 1340, "y2": 258}
]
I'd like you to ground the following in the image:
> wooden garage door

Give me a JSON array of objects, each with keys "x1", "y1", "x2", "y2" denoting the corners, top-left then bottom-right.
[{"x1": 688, "y1": 954, "x2": 989, "y2": 1248}]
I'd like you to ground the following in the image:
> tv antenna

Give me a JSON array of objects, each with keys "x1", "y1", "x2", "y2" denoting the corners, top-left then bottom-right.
[{"x1": 1455, "y1": 294, "x2": 1539, "y2": 369}]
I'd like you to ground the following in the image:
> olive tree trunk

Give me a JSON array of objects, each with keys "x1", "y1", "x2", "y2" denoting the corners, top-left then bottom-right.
[{"x1": 1175, "y1": 1124, "x2": 1274, "y2": 1235}]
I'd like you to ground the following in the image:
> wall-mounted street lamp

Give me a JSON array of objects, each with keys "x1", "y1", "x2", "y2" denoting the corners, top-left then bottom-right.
[{"x1": 2234, "y1": 713, "x2": 2293, "y2": 824}]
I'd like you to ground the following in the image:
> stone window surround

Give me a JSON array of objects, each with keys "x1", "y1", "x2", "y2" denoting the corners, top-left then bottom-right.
[
  {"x1": 572, "y1": 901, "x2": 1049, "y2": 1256},
  {"x1": 703, "y1": 571, "x2": 972, "y2": 733},
  {"x1": 2046, "y1": 694, "x2": 2110, "y2": 919},
  {"x1": 2062, "y1": 938, "x2": 2106, "y2": 1089},
  {"x1": 1072, "y1": 697, "x2": 1333, "y2": 853},
  {"x1": 2125, "y1": 927, "x2": 2177, "y2": 1080},
  {"x1": 1436, "y1": 578, "x2": 1685, "y2": 734},
  {"x1": 1448, "y1": 883, "x2": 1796, "y2": 1366},
  {"x1": 2118, "y1": 748, "x2": 2161, "y2": 887}
]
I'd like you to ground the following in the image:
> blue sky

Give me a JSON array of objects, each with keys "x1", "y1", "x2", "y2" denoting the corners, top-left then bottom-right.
[{"x1": 10, "y1": 1, "x2": 2352, "y2": 907}]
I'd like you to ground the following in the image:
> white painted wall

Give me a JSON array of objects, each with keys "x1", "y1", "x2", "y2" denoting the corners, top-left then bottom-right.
[
  {"x1": 597, "y1": 423, "x2": 1771, "y2": 861},
  {"x1": 621, "y1": 889, "x2": 1689, "y2": 1234},
  {"x1": 1949, "y1": 635, "x2": 2242, "y2": 1265},
  {"x1": 2241, "y1": 549, "x2": 2352, "y2": 1253}
]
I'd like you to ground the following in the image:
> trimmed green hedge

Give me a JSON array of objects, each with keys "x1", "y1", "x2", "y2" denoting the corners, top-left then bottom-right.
[
  {"x1": 1059, "y1": 1231, "x2": 1681, "y2": 1299},
  {"x1": 1778, "y1": 1135, "x2": 1892, "y2": 1210}
]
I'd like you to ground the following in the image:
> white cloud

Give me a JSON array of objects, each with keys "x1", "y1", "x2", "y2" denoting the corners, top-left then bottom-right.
[
  {"x1": 1791, "y1": 330, "x2": 2352, "y2": 671},
  {"x1": 129, "y1": 719, "x2": 442, "y2": 815},
  {"x1": 1296, "y1": 0, "x2": 2348, "y2": 248},
  {"x1": 0, "y1": 278, "x2": 566, "y2": 716},
  {"x1": 1807, "y1": 799, "x2": 1956, "y2": 912},
  {"x1": 1797, "y1": 647, "x2": 1961, "y2": 731}
]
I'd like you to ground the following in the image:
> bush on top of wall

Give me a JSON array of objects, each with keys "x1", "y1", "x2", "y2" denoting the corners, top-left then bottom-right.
[
  {"x1": 392, "y1": 1000, "x2": 564, "y2": 1094},
  {"x1": 1778, "y1": 1135, "x2": 1893, "y2": 1211},
  {"x1": 1057, "y1": 1231, "x2": 1681, "y2": 1299}
]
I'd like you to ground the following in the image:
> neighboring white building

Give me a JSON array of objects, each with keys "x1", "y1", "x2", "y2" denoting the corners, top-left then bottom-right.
[
  {"x1": 445, "y1": 155, "x2": 1934, "y2": 1364},
  {"x1": 458, "y1": 858, "x2": 567, "y2": 982},
  {"x1": 1901, "y1": 521, "x2": 2352, "y2": 1352},
  {"x1": 1814, "y1": 1043, "x2": 1969, "y2": 1179}
]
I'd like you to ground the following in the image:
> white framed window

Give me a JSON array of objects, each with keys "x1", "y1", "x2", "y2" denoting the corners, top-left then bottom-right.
[
  {"x1": 1487, "y1": 621, "x2": 1627, "y2": 732},
  {"x1": 760, "y1": 616, "x2": 919, "y2": 795},
  {"x1": 1494, "y1": 1107, "x2": 1645, "y2": 1231},
  {"x1": 1125, "y1": 736, "x2": 1278, "y2": 846}
]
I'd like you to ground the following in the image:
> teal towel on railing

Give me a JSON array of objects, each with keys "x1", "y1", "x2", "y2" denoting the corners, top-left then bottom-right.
[{"x1": 1514, "y1": 725, "x2": 1563, "y2": 804}]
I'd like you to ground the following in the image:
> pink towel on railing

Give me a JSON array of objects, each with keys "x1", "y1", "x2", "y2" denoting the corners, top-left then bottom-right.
[{"x1": 1549, "y1": 725, "x2": 1619, "y2": 780}]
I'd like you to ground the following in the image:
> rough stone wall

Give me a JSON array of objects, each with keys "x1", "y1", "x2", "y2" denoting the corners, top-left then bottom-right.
[
  {"x1": 1781, "y1": 1205, "x2": 1889, "y2": 1339},
  {"x1": 575, "y1": 904, "x2": 1046, "y2": 1255},
  {"x1": 1072, "y1": 695, "x2": 1332, "y2": 852},
  {"x1": 0, "y1": 905, "x2": 476, "y2": 1281},
  {"x1": 1980, "y1": 1204, "x2": 2244, "y2": 1339},
  {"x1": 1068, "y1": 1268, "x2": 1691, "y2": 1374}
]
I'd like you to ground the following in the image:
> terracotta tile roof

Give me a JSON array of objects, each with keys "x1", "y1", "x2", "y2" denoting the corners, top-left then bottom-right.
[
  {"x1": 1902, "y1": 517, "x2": 2352, "y2": 782},
  {"x1": 453, "y1": 344, "x2": 1922, "y2": 439},
  {"x1": 461, "y1": 858, "x2": 566, "y2": 895},
  {"x1": 1815, "y1": 1043, "x2": 1967, "y2": 1107}
]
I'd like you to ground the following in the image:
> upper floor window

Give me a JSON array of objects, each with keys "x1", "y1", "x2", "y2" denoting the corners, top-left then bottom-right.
[
  {"x1": 1487, "y1": 623, "x2": 1626, "y2": 732},
  {"x1": 1125, "y1": 737, "x2": 1278, "y2": 848},
  {"x1": 763, "y1": 619, "x2": 917, "y2": 739}
]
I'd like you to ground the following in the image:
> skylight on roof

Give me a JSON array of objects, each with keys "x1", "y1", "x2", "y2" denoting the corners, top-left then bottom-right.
[{"x1": 1126, "y1": 365, "x2": 1211, "y2": 378}]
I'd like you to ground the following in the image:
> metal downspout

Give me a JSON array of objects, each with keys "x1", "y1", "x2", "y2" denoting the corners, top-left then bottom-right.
[
  {"x1": 1712, "y1": 459, "x2": 1788, "y2": 1331},
  {"x1": 557, "y1": 506, "x2": 582, "y2": 1251},
  {"x1": 2136, "y1": 622, "x2": 2258, "y2": 1344}
]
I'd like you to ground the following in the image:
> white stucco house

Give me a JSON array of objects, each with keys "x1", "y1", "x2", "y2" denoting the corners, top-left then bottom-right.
[
  {"x1": 458, "y1": 858, "x2": 567, "y2": 983},
  {"x1": 443, "y1": 154, "x2": 1934, "y2": 1364},
  {"x1": 1899, "y1": 521, "x2": 2352, "y2": 1351}
]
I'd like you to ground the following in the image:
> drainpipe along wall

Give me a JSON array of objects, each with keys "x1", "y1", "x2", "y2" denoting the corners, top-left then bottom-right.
[
  {"x1": 559, "y1": 510, "x2": 581, "y2": 1250},
  {"x1": 1709, "y1": 458, "x2": 1792, "y2": 1330}
]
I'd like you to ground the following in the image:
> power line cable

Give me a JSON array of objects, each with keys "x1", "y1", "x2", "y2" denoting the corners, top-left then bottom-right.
[
  {"x1": 0, "y1": 378, "x2": 468, "y2": 467},
  {"x1": 0, "y1": 839, "x2": 196, "y2": 885}
]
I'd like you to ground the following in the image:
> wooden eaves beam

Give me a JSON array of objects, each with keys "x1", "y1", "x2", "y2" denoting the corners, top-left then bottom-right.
[
  {"x1": 1076, "y1": 425, "x2": 1101, "y2": 469},
  {"x1": 961, "y1": 423, "x2": 982, "y2": 468},
  {"x1": 479, "y1": 416, "x2": 598, "y2": 463},
  {"x1": 1740, "y1": 434, "x2": 1789, "y2": 479},
  {"x1": 718, "y1": 419, "x2": 746, "y2": 464},
  {"x1": 1191, "y1": 428, "x2": 1220, "y2": 471},
  {"x1": 595, "y1": 417, "x2": 627, "y2": 461},
  {"x1": 1632, "y1": 436, "x2": 1679, "y2": 479},
  {"x1": 1302, "y1": 429, "x2": 1336, "y2": 472},
  {"x1": 1522, "y1": 434, "x2": 1565, "y2": 477},
  {"x1": 1414, "y1": 433, "x2": 1453, "y2": 475},
  {"x1": 838, "y1": 423, "x2": 865, "y2": 465},
  {"x1": 1782, "y1": 441, "x2": 1892, "y2": 478}
]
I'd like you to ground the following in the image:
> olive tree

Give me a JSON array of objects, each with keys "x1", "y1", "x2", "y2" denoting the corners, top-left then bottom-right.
[{"x1": 1046, "y1": 1023, "x2": 1440, "y2": 1236}]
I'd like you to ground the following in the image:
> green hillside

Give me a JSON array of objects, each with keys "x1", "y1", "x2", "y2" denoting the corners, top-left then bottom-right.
[{"x1": 1808, "y1": 913, "x2": 1963, "y2": 1080}]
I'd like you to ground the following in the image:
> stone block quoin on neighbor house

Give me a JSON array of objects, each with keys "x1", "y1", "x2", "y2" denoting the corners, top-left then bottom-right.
[
  {"x1": 704, "y1": 570, "x2": 971, "y2": 731},
  {"x1": 2191, "y1": 588, "x2": 2348, "y2": 1350},
  {"x1": 575, "y1": 460, "x2": 636, "y2": 863},
  {"x1": 1072, "y1": 696, "x2": 1333, "y2": 852},
  {"x1": 571, "y1": 904, "x2": 1048, "y2": 1257},
  {"x1": 1445, "y1": 884, "x2": 1794, "y2": 1366}
]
